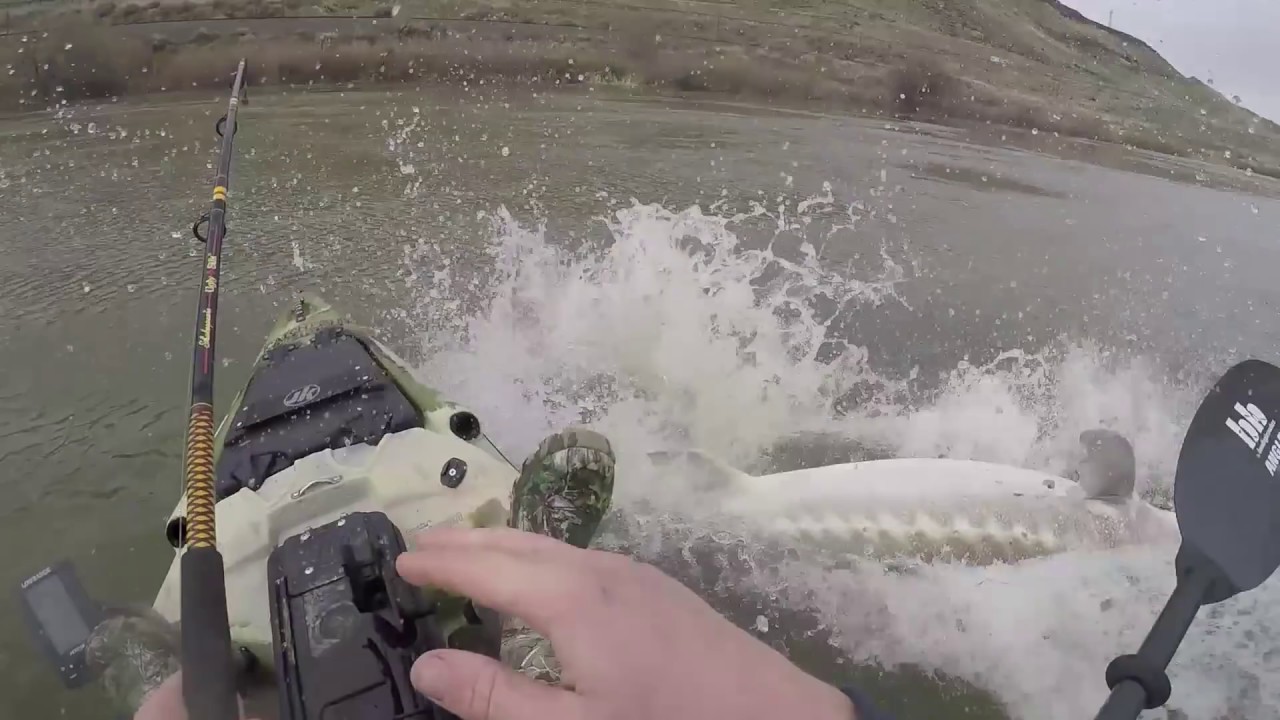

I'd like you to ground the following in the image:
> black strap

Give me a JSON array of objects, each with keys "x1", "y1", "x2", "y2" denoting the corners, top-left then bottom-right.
[{"x1": 1104, "y1": 654, "x2": 1172, "y2": 709}]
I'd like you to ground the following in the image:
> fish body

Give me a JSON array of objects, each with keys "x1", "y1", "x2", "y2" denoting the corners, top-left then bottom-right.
[{"x1": 659, "y1": 453, "x2": 1178, "y2": 566}]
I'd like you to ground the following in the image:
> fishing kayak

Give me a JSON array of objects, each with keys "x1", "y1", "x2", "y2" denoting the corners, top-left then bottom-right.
[{"x1": 150, "y1": 292, "x2": 522, "y2": 673}]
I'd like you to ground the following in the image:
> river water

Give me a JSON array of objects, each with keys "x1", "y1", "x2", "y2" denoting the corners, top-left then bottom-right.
[{"x1": 2, "y1": 85, "x2": 1279, "y2": 719}]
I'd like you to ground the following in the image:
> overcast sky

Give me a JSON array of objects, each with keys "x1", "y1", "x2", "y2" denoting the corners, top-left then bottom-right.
[{"x1": 1063, "y1": 0, "x2": 1280, "y2": 122}]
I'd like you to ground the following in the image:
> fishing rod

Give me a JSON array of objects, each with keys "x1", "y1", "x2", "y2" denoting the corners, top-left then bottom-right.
[{"x1": 181, "y1": 58, "x2": 248, "y2": 720}]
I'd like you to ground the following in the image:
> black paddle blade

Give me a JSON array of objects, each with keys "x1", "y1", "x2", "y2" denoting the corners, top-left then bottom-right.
[{"x1": 1175, "y1": 359, "x2": 1280, "y2": 595}]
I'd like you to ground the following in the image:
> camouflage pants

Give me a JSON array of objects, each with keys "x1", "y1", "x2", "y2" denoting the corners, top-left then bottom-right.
[
  {"x1": 85, "y1": 609, "x2": 183, "y2": 715},
  {"x1": 502, "y1": 428, "x2": 616, "y2": 684}
]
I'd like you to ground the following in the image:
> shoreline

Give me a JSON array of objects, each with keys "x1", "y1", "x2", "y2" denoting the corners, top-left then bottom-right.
[
  {"x1": 3, "y1": 1, "x2": 1280, "y2": 182},
  {"x1": 28, "y1": 80, "x2": 1277, "y2": 200}
]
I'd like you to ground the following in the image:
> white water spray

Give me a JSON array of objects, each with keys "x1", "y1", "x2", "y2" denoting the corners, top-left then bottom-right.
[{"x1": 401, "y1": 193, "x2": 1272, "y2": 718}]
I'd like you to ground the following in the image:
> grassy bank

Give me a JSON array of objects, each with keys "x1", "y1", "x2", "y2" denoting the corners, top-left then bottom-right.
[
  {"x1": 3, "y1": 0, "x2": 1279, "y2": 181},
  {"x1": 0, "y1": 21, "x2": 1190, "y2": 145},
  {"x1": 0, "y1": 20, "x2": 1049, "y2": 120}
]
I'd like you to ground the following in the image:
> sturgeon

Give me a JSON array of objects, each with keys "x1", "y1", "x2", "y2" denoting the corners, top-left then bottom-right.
[{"x1": 644, "y1": 430, "x2": 1179, "y2": 566}]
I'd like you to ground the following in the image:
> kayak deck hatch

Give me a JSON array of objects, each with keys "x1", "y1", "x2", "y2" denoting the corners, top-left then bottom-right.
[{"x1": 217, "y1": 327, "x2": 421, "y2": 500}]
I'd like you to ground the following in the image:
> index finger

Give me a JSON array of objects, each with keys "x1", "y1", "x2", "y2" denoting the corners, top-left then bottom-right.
[
  {"x1": 396, "y1": 529, "x2": 598, "y2": 634},
  {"x1": 411, "y1": 526, "x2": 580, "y2": 558}
]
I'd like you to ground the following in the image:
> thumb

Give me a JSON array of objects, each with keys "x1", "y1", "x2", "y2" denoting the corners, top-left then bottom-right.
[{"x1": 411, "y1": 649, "x2": 581, "y2": 720}]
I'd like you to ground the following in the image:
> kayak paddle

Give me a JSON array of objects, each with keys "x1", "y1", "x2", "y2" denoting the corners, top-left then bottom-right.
[
  {"x1": 181, "y1": 59, "x2": 248, "y2": 720},
  {"x1": 1094, "y1": 358, "x2": 1280, "y2": 719}
]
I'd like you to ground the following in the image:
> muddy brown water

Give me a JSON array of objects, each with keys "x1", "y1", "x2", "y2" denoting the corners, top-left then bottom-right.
[{"x1": 1, "y1": 85, "x2": 1278, "y2": 719}]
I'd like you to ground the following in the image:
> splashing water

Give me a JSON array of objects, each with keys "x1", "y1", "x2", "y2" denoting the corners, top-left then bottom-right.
[
  {"x1": 290, "y1": 239, "x2": 312, "y2": 272},
  {"x1": 413, "y1": 197, "x2": 1194, "y2": 499},
  {"x1": 844, "y1": 347, "x2": 1194, "y2": 506},
  {"x1": 768, "y1": 542, "x2": 1279, "y2": 720},
  {"x1": 425, "y1": 197, "x2": 928, "y2": 458},
  {"x1": 402, "y1": 195, "x2": 1274, "y2": 718}
]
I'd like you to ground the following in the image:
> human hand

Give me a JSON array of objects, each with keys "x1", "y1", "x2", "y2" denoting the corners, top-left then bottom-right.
[
  {"x1": 395, "y1": 527, "x2": 856, "y2": 720},
  {"x1": 133, "y1": 671, "x2": 186, "y2": 720}
]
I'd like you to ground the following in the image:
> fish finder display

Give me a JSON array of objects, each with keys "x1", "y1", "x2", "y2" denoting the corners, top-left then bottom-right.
[
  {"x1": 26, "y1": 573, "x2": 93, "y2": 655},
  {"x1": 17, "y1": 563, "x2": 103, "y2": 688}
]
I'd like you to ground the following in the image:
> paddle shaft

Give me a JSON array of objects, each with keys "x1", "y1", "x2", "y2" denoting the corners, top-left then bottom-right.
[
  {"x1": 180, "y1": 58, "x2": 247, "y2": 720},
  {"x1": 1094, "y1": 559, "x2": 1214, "y2": 720},
  {"x1": 1096, "y1": 359, "x2": 1280, "y2": 719}
]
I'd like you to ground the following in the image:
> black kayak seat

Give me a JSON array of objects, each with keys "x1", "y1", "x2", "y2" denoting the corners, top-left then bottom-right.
[{"x1": 215, "y1": 327, "x2": 420, "y2": 501}]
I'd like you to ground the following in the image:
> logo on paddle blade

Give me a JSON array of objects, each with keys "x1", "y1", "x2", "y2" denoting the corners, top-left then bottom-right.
[
  {"x1": 1226, "y1": 401, "x2": 1280, "y2": 475},
  {"x1": 283, "y1": 384, "x2": 321, "y2": 408},
  {"x1": 1227, "y1": 402, "x2": 1267, "y2": 450}
]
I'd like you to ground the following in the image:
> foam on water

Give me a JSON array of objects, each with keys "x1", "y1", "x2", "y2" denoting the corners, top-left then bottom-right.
[
  {"x1": 414, "y1": 200, "x2": 887, "y2": 463},
  {"x1": 412, "y1": 197, "x2": 1192, "y2": 499},
  {"x1": 770, "y1": 543, "x2": 1279, "y2": 720},
  {"x1": 402, "y1": 194, "x2": 1275, "y2": 718}
]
